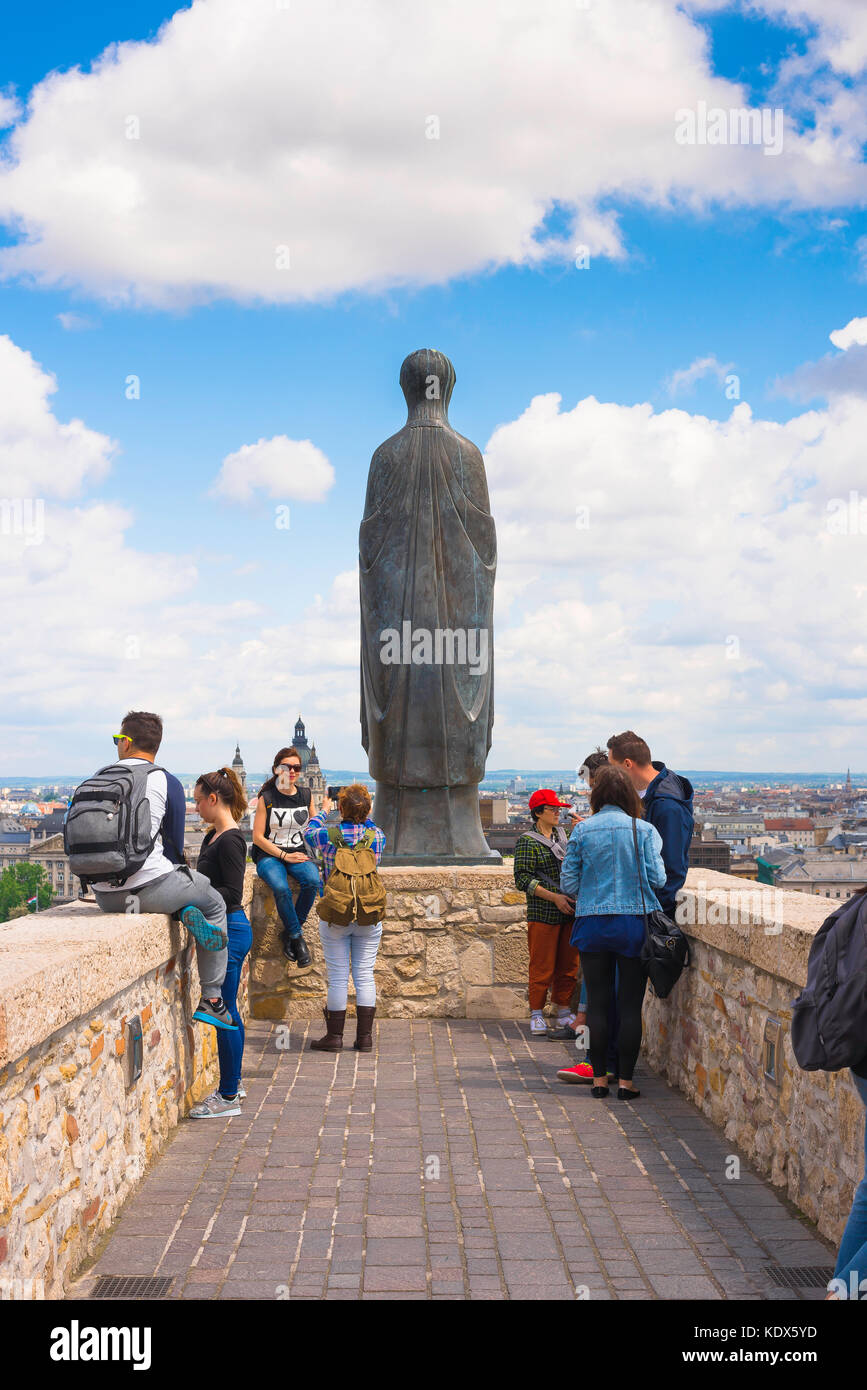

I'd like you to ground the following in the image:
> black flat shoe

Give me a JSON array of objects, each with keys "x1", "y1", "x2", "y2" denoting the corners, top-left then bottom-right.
[
  {"x1": 617, "y1": 1086, "x2": 641, "y2": 1100},
  {"x1": 281, "y1": 932, "x2": 297, "y2": 961},
  {"x1": 590, "y1": 1085, "x2": 610, "y2": 1098}
]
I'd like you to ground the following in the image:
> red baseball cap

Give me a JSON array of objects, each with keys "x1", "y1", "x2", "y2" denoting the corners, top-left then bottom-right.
[{"x1": 529, "y1": 788, "x2": 572, "y2": 810}]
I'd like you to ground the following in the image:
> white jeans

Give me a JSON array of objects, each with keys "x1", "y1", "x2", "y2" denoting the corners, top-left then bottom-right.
[{"x1": 319, "y1": 920, "x2": 383, "y2": 1009}]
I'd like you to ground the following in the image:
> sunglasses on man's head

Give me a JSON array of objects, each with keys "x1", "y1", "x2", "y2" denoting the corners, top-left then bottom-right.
[{"x1": 112, "y1": 733, "x2": 130, "y2": 746}]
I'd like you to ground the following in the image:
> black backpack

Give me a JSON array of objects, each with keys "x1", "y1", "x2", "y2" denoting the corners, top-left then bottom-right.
[
  {"x1": 791, "y1": 889, "x2": 867, "y2": 1072},
  {"x1": 63, "y1": 761, "x2": 166, "y2": 888}
]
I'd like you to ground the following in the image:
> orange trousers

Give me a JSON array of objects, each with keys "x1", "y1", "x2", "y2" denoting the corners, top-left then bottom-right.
[{"x1": 527, "y1": 919, "x2": 580, "y2": 1012}]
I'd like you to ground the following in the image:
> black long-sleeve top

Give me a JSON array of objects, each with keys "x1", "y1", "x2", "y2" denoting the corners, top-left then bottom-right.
[{"x1": 197, "y1": 827, "x2": 247, "y2": 913}]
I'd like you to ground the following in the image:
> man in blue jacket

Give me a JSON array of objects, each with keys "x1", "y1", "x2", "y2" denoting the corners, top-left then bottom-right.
[{"x1": 606, "y1": 731, "x2": 694, "y2": 916}]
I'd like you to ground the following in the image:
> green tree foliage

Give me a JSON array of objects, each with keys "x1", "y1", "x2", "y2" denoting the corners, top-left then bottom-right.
[{"x1": 0, "y1": 862, "x2": 53, "y2": 923}]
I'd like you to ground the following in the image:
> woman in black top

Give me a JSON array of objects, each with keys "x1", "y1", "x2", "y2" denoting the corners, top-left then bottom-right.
[
  {"x1": 252, "y1": 746, "x2": 321, "y2": 967},
  {"x1": 189, "y1": 767, "x2": 252, "y2": 1120}
]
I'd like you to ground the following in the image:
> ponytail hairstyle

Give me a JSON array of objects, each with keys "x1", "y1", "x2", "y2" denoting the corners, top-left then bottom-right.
[{"x1": 195, "y1": 767, "x2": 247, "y2": 822}]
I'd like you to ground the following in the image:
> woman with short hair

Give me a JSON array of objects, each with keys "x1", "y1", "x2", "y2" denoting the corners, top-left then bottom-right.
[
  {"x1": 559, "y1": 764, "x2": 666, "y2": 1099},
  {"x1": 304, "y1": 783, "x2": 386, "y2": 1052}
]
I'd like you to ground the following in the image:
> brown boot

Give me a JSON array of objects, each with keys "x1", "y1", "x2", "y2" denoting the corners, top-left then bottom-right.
[
  {"x1": 353, "y1": 1005, "x2": 376, "y2": 1052},
  {"x1": 309, "y1": 1007, "x2": 345, "y2": 1051}
]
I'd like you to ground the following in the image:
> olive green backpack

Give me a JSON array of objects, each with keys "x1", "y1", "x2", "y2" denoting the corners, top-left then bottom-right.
[{"x1": 316, "y1": 827, "x2": 386, "y2": 926}]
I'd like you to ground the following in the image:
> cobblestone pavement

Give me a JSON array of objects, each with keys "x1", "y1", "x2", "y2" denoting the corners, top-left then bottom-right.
[{"x1": 70, "y1": 1019, "x2": 835, "y2": 1301}]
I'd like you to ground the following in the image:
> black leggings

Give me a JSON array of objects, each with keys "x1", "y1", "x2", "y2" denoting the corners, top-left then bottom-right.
[{"x1": 581, "y1": 951, "x2": 647, "y2": 1080}]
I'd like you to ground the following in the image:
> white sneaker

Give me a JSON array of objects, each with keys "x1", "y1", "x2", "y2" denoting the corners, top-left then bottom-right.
[
  {"x1": 189, "y1": 1091, "x2": 241, "y2": 1119},
  {"x1": 237, "y1": 1081, "x2": 246, "y2": 1099},
  {"x1": 530, "y1": 1013, "x2": 549, "y2": 1035}
]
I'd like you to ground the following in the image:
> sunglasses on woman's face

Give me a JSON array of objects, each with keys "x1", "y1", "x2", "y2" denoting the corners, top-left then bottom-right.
[{"x1": 278, "y1": 764, "x2": 300, "y2": 774}]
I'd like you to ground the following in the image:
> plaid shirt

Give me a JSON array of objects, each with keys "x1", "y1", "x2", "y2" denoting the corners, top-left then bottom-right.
[
  {"x1": 513, "y1": 828, "x2": 573, "y2": 926},
  {"x1": 303, "y1": 814, "x2": 386, "y2": 882}
]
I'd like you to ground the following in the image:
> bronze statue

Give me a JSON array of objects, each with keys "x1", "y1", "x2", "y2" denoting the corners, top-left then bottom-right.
[{"x1": 359, "y1": 349, "x2": 499, "y2": 863}]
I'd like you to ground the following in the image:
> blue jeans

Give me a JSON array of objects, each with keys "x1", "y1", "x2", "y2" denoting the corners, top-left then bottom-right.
[
  {"x1": 255, "y1": 855, "x2": 319, "y2": 937},
  {"x1": 319, "y1": 920, "x2": 383, "y2": 1010},
  {"x1": 832, "y1": 1071, "x2": 867, "y2": 1298},
  {"x1": 217, "y1": 909, "x2": 252, "y2": 1099}
]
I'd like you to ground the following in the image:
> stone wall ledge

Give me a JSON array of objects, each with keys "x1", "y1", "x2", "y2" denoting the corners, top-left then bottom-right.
[
  {"x1": 0, "y1": 903, "x2": 188, "y2": 1070},
  {"x1": 673, "y1": 867, "x2": 829, "y2": 990}
]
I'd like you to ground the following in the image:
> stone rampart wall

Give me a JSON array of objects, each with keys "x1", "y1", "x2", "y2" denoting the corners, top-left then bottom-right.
[
  {"x1": 0, "y1": 889, "x2": 250, "y2": 1299},
  {"x1": 641, "y1": 870, "x2": 862, "y2": 1247}
]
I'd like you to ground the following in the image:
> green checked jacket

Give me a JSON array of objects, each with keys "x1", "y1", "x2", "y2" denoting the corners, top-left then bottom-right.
[{"x1": 513, "y1": 826, "x2": 575, "y2": 926}]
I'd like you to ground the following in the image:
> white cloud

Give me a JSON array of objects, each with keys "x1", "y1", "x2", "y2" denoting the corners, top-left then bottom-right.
[
  {"x1": 1, "y1": 0, "x2": 866, "y2": 306},
  {"x1": 666, "y1": 354, "x2": 734, "y2": 396},
  {"x1": 210, "y1": 435, "x2": 334, "y2": 504},
  {"x1": 830, "y1": 316, "x2": 867, "y2": 350},
  {"x1": 0, "y1": 334, "x2": 116, "y2": 497},
  {"x1": 0, "y1": 92, "x2": 20, "y2": 129},
  {"x1": 482, "y1": 373, "x2": 867, "y2": 768}
]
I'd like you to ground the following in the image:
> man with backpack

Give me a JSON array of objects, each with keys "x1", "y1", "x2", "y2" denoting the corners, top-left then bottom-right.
[
  {"x1": 303, "y1": 782, "x2": 386, "y2": 1053},
  {"x1": 65, "y1": 711, "x2": 236, "y2": 1031}
]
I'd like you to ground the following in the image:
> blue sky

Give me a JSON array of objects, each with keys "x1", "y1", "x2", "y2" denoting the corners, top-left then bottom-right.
[{"x1": 1, "y1": 0, "x2": 867, "y2": 777}]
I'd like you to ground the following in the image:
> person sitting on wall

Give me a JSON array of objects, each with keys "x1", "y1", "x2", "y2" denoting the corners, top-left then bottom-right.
[
  {"x1": 252, "y1": 746, "x2": 321, "y2": 967},
  {"x1": 89, "y1": 712, "x2": 236, "y2": 1032}
]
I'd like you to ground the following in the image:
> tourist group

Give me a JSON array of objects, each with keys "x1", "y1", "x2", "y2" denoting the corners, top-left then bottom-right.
[{"x1": 63, "y1": 715, "x2": 866, "y2": 1300}]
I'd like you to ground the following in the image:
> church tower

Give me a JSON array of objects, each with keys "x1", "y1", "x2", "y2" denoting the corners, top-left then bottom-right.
[
  {"x1": 305, "y1": 742, "x2": 326, "y2": 800},
  {"x1": 292, "y1": 715, "x2": 311, "y2": 777},
  {"x1": 232, "y1": 743, "x2": 247, "y2": 798}
]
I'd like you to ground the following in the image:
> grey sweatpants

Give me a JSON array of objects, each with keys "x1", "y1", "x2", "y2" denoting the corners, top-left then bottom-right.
[{"x1": 95, "y1": 865, "x2": 228, "y2": 996}]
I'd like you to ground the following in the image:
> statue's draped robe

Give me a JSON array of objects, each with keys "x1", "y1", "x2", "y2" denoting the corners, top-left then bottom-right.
[{"x1": 359, "y1": 419, "x2": 496, "y2": 790}]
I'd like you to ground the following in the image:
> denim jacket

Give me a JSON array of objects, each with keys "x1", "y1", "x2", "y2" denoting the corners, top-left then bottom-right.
[{"x1": 560, "y1": 806, "x2": 666, "y2": 916}]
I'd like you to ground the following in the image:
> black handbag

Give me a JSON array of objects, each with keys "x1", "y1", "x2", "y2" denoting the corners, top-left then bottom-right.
[{"x1": 631, "y1": 818, "x2": 690, "y2": 999}]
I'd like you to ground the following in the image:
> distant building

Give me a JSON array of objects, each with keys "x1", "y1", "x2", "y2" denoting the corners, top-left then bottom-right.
[
  {"x1": 231, "y1": 744, "x2": 247, "y2": 798},
  {"x1": 291, "y1": 715, "x2": 311, "y2": 774},
  {"x1": 479, "y1": 796, "x2": 510, "y2": 829},
  {"x1": 688, "y1": 836, "x2": 731, "y2": 873},
  {"x1": 763, "y1": 817, "x2": 815, "y2": 847},
  {"x1": 291, "y1": 715, "x2": 327, "y2": 801},
  {"x1": 766, "y1": 854, "x2": 867, "y2": 901},
  {"x1": 0, "y1": 832, "x2": 77, "y2": 900}
]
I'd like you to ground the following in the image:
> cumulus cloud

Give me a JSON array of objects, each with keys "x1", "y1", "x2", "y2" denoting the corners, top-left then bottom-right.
[
  {"x1": 1, "y1": 0, "x2": 866, "y2": 306},
  {"x1": 210, "y1": 435, "x2": 335, "y2": 504},
  {"x1": 0, "y1": 335, "x2": 116, "y2": 496},
  {"x1": 830, "y1": 316, "x2": 867, "y2": 349},
  {"x1": 483, "y1": 376, "x2": 867, "y2": 768}
]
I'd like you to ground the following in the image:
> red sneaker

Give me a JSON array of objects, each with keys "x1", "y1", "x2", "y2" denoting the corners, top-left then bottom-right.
[{"x1": 557, "y1": 1062, "x2": 594, "y2": 1084}]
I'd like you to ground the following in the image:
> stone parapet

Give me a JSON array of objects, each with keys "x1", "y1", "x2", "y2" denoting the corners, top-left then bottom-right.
[
  {"x1": 642, "y1": 869, "x2": 862, "y2": 1247},
  {"x1": 249, "y1": 864, "x2": 534, "y2": 1020},
  {"x1": 0, "y1": 888, "x2": 250, "y2": 1298}
]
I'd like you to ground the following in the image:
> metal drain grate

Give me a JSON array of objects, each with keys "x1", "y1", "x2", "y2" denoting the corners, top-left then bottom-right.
[
  {"x1": 765, "y1": 1265, "x2": 835, "y2": 1289},
  {"x1": 90, "y1": 1275, "x2": 173, "y2": 1300}
]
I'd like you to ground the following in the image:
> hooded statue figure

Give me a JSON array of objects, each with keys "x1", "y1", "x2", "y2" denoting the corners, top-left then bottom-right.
[{"x1": 359, "y1": 349, "x2": 499, "y2": 863}]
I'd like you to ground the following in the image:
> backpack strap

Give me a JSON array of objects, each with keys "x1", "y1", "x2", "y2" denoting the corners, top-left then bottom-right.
[{"x1": 327, "y1": 826, "x2": 349, "y2": 849}]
